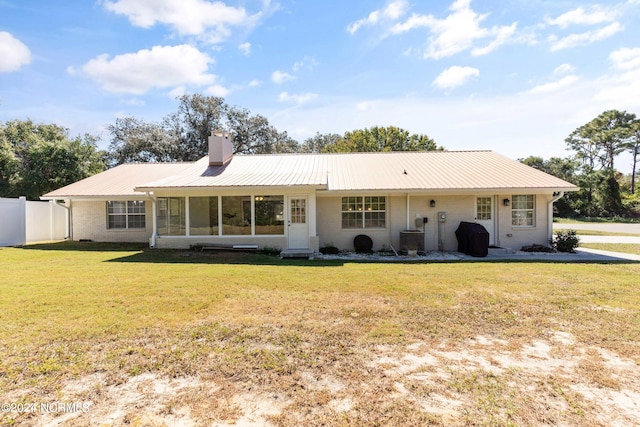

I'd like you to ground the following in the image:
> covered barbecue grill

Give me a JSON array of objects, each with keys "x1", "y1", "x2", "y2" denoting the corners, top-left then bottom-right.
[{"x1": 455, "y1": 221, "x2": 489, "y2": 257}]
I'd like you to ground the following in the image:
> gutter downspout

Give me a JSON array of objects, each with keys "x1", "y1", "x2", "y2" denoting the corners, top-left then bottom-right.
[
  {"x1": 495, "y1": 195, "x2": 500, "y2": 248},
  {"x1": 146, "y1": 192, "x2": 158, "y2": 248},
  {"x1": 548, "y1": 192, "x2": 565, "y2": 244},
  {"x1": 55, "y1": 199, "x2": 72, "y2": 240},
  {"x1": 406, "y1": 193, "x2": 410, "y2": 230}
]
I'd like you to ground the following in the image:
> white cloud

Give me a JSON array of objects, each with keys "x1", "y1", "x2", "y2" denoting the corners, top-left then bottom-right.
[
  {"x1": 278, "y1": 91, "x2": 318, "y2": 105},
  {"x1": 76, "y1": 44, "x2": 215, "y2": 94},
  {"x1": 0, "y1": 32, "x2": 31, "y2": 73},
  {"x1": 595, "y1": 67, "x2": 640, "y2": 108},
  {"x1": 433, "y1": 65, "x2": 479, "y2": 89},
  {"x1": 553, "y1": 63, "x2": 576, "y2": 75},
  {"x1": 545, "y1": 5, "x2": 618, "y2": 28},
  {"x1": 271, "y1": 70, "x2": 295, "y2": 84},
  {"x1": 471, "y1": 22, "x2": 517, "y2": 56},
  {"x1": 248, "y1": 79, "x2": 261, "y2": 87},
  {"x1": 347, "y1": 0, "x2": 409, "y2": 34},
  {"x1": 204, "y1": 84, "x2": 230, "y2": 97},
  {"x1": 599, "y1": 48, "x2": 640, "y2": 104},
  {"x1": 104, "y1": 0, "x2": 262, "y2": 43},
  {"x1": 527, "y1": 75, "x2": 580, "y2": 94},
  {"x1": 292, "y1": 56, "x2": 318, "y2": 72},
  {"x1": 390, "y1": 0, "x2": 519, "y2": 59},
  {"x1": 124, "y1": 97, "x2": 146, "y2": 106},
  {"x1": 168, "y1": 86, "x2": 186, "y2": 98},
  {"x1": 549, "y1": 22, "x2": 623, "y2": 51},
  {"x1": 238, "y1": 42, "x2": 251, "y2": 56},
  {"x1": 610, "y1": 47, "x2": 640, "y2": 70},
  {"x1": 389, "y1": 13, "x2": 434, "y2": 34}
]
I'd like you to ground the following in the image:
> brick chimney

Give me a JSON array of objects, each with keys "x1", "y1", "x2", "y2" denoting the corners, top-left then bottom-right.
[{"x1": 208, "y1": 131, "x2": 234, "y2": 166}]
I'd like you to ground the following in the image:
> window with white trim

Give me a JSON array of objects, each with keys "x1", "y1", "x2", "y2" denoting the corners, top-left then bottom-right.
[
  {"x1": 512, "y1": 195, "x2": 535, "y2": 227},
  {"x1": 189, "y1": 196, "x2": 218, "y2": 236},
  {"x1": 157, "y1": 197, "x2": 185, "y2": 235},
  {"x1": 255, "y1": 195, "x2": 285, "y2": 235},
  {"x1": 222, "y1": 196, "x2": 251, "y2": 235},
  {"x1": 107, "y1": 201, "x2": 146, "y2": 229},
  {"x1": 341, "y1": 196, "x2": 386, "y2": 229}
]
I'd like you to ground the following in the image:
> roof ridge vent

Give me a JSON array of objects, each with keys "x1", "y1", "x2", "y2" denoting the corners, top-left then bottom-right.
[{"x1": 209, "y1": 131, "x2": 234, "y2": 166}]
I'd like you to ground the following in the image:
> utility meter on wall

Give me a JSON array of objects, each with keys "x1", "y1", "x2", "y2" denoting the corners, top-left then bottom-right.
[{"x1": 438, "y1": 212, "x2": 447, "y2": 223}]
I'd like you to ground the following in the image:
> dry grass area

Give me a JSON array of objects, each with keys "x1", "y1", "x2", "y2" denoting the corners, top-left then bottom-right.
[{"x1": 1, "y1": 243, "x2": 639, "y2": 426}]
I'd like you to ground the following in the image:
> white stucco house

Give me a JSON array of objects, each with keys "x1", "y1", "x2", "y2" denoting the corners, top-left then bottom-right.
[{"x1": 42, "y1": 133, "x2": 578, "y2": 255}]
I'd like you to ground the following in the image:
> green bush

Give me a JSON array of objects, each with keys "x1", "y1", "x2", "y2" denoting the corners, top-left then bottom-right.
[
  {"x1": 521, "y1": 244, "x2": 555, "y2": 253},
  {"x1": 260, "y1": 247, "x2": 281, "y2": 256},
  {"x1": 319, "y1": 245, "x2": 339, "y2": 255},
  {"x1": 553, "y1": 230, "x2": 580, "y2": 253}
]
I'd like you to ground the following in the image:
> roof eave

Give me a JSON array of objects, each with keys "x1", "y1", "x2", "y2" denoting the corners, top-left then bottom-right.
[
  {"x1": 40, "y1": 193, "x2": 151, "y2": 200},
  {"x1": 319, "y1": 186, "x2": 579, "y2": 194}
]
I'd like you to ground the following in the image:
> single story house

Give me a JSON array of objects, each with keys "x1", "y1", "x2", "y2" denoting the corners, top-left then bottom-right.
[{"x1": 42, "y1": 133, "x2": 578, "y2": 255}]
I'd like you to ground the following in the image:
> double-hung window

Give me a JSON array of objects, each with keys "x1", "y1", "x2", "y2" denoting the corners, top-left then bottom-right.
[
  {"x1": 341, "y1": 196, "x2": 386, "y2": 229},
  {"x1": 512, "y1": 195, "x2": 535, "y2": 227},
  {"x1": 107, "y1": 201, "x2": 146, "y2": 229}
]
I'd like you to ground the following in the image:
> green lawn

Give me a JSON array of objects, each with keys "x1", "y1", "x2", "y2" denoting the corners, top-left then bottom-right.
[{"x1": 2, "y1": 242, "x2": 640, "y2": 426}]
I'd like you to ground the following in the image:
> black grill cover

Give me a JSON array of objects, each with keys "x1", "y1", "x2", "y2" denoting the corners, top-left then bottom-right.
[{"x1": 455, "y1": 222, "x2": 489, "y2": 257}]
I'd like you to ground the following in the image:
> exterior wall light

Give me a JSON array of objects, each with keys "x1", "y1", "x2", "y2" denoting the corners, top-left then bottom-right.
[
  {"x1": 430, "y1": 199, "x2": 436, "y2": 207},
  {"x1": 503, "y1": 198, "x2": 510, "y2": 206}
]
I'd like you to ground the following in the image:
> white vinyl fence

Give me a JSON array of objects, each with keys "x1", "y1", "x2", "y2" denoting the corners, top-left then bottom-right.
[{"x1": 0, "y1": 197, "x2": 67, "y2": 246}]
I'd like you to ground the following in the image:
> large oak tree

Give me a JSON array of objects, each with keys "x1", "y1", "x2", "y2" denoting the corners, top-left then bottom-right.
[{"x1": 0, "y1": 120, "x2": 105, "y2": 200}]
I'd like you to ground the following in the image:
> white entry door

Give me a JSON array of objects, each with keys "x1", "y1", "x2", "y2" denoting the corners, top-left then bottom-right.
[
  {"x1": 287, "y1": 197, "x2": 309, "y2": 249},
  {"x1": 476, "y1": 196, "x2": 495, "y2": 245}
]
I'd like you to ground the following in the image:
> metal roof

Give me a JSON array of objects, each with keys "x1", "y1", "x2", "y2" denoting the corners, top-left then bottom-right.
[
  {"x1": 42, "y1": 151, "x2": 578, "y2": 199},
  {"x1": 137, "y1": 155, "x2": 329, "y2": 189},
  {"x1": 324, "y1": 151, "x2": 577, "y2": 191},
  {"x1": 42, "y1": 162, "x2": 194, "y2": 198}
]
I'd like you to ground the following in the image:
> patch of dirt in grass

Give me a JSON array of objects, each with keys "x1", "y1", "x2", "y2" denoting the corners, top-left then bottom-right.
[
  {"x1": 4, "y1": 331, "x2": 640, "y2": 426},
  {"x1": 371, "y1": 333, "x2": 640, "y2": 426}
]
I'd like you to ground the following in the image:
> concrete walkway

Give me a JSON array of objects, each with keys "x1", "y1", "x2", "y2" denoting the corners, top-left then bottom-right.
[
  {"x1": 577, "y1": 235, "x2": 640, "y2": 244},
  {"x1": 574, "y1": 247, "x2": 640, "y2": 261},
  {"x1": 317, "y1": 248, "x2": 640, "y2": 262},
  {"x1": 475, "y1": 248, "x2": 640, "y2": 262},
  {"x1": 553, "y1": 222, "x2": 640, "y2": 236},
  {"x1": 317, "y1": 222, "x2": 640, "y2": 262}
]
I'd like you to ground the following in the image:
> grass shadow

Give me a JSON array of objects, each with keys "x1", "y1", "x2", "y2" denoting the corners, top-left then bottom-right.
[
  {"x1": 18, "y1": 241, "x2": 341, "y2": 266},
  {"x1": 107, "y1": 249, "x2": 345, "y2": 266},
  {"x1": 20, "y1": 241, "x2": 149, "y2": 252},
  {"x1": 16, "y1": 241, "x2": 639, "y2": 266}
]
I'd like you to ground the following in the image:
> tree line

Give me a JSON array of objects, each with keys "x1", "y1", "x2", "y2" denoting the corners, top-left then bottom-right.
[
  {"x1": 1, "y1": 95, "x2": 439, "y2": 200},
  {"x1": 106, "y1": 94, "x2": 440, "y2": 164},
  {"x1": 1, "y1": 95, "x2": 638, "y2": 218},
  {"x1": 522, "y1": 110, "x2": 639, "y2": 218}
]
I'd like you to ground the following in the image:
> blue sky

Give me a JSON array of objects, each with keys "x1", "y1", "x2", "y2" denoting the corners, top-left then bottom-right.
[{"x1": 1, "y1": 0, "x2": 640, "y2": 171}]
